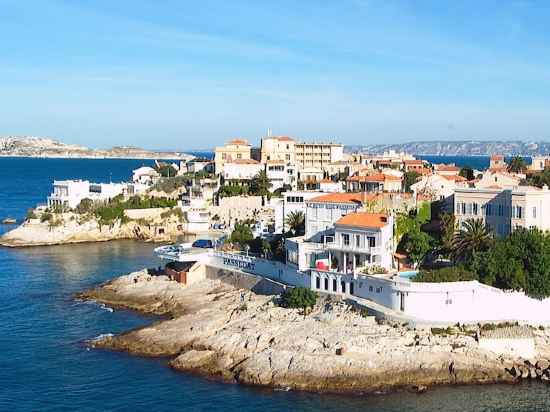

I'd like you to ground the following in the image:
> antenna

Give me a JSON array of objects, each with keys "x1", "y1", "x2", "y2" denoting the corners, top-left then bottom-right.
[{"x1": 267, "y1": 128, "x2": 272, "y2": 137}]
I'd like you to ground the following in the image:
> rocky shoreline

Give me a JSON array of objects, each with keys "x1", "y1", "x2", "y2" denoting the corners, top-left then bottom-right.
[
  {"x1": 78, "y1": 270, "x2": 550, "y2": 394},
  {"x1": 0, "y1": 213, "x2": 184, "y2": 247}
]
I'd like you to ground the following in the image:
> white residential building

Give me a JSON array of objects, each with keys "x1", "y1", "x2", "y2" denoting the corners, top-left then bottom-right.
[
  {"x1": 273, "y1": 190, "x2": 327, "y2": 234},
  {"x1": 411, "y1": 173, "x2": 467, "y2": 201},
  {"x1": 454, "y1": 185, "x2": 550, "y2": 237},
  {"x1": 265, "y1": 161, "x2": 297, "y2": 191},
  {"x1": 319, "y1": 179, "x2": 343, "y2": 193},
  {"x1": 222, "y1": 159, "x2": 263, "y2": 183},
  {"x1": 132, "y1": 166, "x2": 160, "y2": 185},
  {"x1": 47, "y1": 180, "x2": 129, "y2": 209}
]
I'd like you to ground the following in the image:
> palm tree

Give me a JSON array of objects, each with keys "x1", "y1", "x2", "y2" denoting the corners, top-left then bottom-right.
[
  {"x1": 285, "y1": 211, "x2": 305, "y2": 236},
  {"x1": 451, "y1": 218, "x2": 492, "y2": 262},
  {"x1": 507, "y1": 156, "x2": 526, "y2": 173}
]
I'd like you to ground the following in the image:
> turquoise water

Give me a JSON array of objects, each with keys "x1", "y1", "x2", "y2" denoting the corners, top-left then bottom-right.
[
  {"x1": 1, "y1": 157, "x2": 549, "y2": 411},
  {"x1": 398, "y1": 271, "x2": 418, "y2": 279}
]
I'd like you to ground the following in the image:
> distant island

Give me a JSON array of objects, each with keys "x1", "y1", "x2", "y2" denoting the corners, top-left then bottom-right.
[
  {"x1": 348, "y1": 140, "x2": 550, "y2": 156},
  {"x1": 0, "y1": 136, "x2": 194, "y2": 160}
]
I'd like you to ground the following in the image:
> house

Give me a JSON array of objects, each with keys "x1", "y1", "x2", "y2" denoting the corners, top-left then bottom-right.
[
  {"x1": 402, "y1": 159, "x2": 426, "y2": 173},
  {"x1": 132, "y1": 166, "x2": 160, "y2": 185},
  {"x1": 47, "y1": 180, "x2": 128, "y2": 209},
  {"x1": 489, "y1": 154, "x2": 507, "y2": 171},
  {"x1": 319, "y1": 179, "x2": 342, "y2": 193},
  {"x1": 475, "y1": 170, "x2": 522, "y2": 189},
  {"x1": 298, "y1": 167, "x2": 324, "y2": 190},
  {"x1": 326, "y1": 213, "x2": 394, "y2": 272},
  {"x1": 184, "y1": 158, "x2": 214, "y2": 174},
  {"x1": 265, "y1": 160, "x2": 297, "y2": 191},
  {"x1": 260, "y1": 136, "x2": 296, "y2": 163},
  {"x1": 433, "y1": 163, "x2": 460, "y2": 176},
  {"x1": 346, "y1": 173, "x2": 403, "y2": 193},
  {"x1": 222, "y1": 159, "x2": 263, "y2": 185},
  {"x1": 411, "y1": 173, "x2": 467, "y2": 201},
  {"x1": 273, "y1": 190, "x2": 327, "y2": 234},
  {"x1": 454, "y1": 184, "x2": 550, "y2": 237},
  {"x1": 529, "y1": 155, "x2": 550, "y2": 172},
  {"x1": 214, "y1": 139, "x2": 252, "y2": 174}
]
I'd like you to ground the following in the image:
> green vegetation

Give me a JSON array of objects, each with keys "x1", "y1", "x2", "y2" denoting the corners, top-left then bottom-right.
[
  {"x1": 249, "y1": 170, "x2": 272, "y2": 197},
  {"x1": 525, "y1": 167, "x2": 550, "y2": 188},
  {"x1": 403, "y1": 171, "x2": 420, "y2": 192},
  {"x1": 401, "y1": 229, "x2": 433, "y2": 267},
  {"x1": 281, "y1": 287, "x2": 317, "y2": 312},
  {"x1": 151, "y1": 176, "x2": 186, "y2": 193},
  {"x1": 414, "y1": 266, "x2": 478, "y2": 283},
  {"x1": 40, "y1": 212, "x2": 53, "y2": 223},
  {"x1": 229, "y1": 222, "x2": 254, "y2": 245},
  {"x1": 451, "y1": 218, "x2": 492, "y2": 262},
  {"x1": 459, "y1": 166, "x2": 474, "y2": 181},
  {"x1": 431, "y1": 327, "x2": 454, "y2": 336},
  {"x1": 218, "y1": 184, "x2": 248, "y2": 198},
  {"x1": 285, "y1": 211, "x2": 305, "y2": 236},
  {"x1": 156, "y1": 163, "x2": 177, "y2": 178},
  {"x1": 74, "y1": 195, "x2": 177, "y2": 227},
  {"x1": 507, "y1": 156, "x2": 526, "y2": 173},
  {"x1": 26, "y1": 209, "x2": 37, "y2": 220}
]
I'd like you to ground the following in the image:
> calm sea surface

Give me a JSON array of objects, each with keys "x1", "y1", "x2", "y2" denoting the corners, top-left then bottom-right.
[{"x1": 0, "y1": 157, "x2": 548, "y2": 411}]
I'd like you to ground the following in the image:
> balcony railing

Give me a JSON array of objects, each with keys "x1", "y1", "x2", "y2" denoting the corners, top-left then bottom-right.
[{"x1": 324, "y1": 239, "x2": 382, "y2": 255}]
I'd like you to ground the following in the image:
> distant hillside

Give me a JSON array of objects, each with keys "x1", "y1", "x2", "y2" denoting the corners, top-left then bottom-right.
[
  {"x1": 347, "y1": 141, "x2": 550, "y2": 156},
  {"x1": 0, "y1": 136, "x2": 193, "y2": 160}
]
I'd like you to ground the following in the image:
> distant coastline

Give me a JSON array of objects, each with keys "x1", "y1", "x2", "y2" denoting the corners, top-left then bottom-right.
[{"x1": 0, "y1": 136, "x2": 194, "y2": 161}]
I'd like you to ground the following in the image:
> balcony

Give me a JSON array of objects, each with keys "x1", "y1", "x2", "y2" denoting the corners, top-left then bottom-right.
[{"x1": 323, "y1": 238, "x2": 382, "y2": 255}]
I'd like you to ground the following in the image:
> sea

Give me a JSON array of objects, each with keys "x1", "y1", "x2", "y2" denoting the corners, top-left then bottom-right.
[{"x1": 1, "y1": 156, "x2": 548, "y2": 412}]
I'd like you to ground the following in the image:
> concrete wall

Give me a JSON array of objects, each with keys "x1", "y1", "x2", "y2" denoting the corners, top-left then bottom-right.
[{"x1": 204, "y1": 265, "x2": 288, "y2": 295}]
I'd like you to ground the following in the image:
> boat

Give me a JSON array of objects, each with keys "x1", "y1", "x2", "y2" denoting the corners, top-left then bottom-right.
[
  {"x1": 2, "y1": 218, "x2": 16, "y2": 224},
  {"x1": 154, "y1": 236, "x2": 226, "y2": 263}
]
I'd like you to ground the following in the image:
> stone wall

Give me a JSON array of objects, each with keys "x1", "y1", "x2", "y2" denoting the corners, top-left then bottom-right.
[{"x1": 204, "y1": 265, "x2": 287, "y2": 296}]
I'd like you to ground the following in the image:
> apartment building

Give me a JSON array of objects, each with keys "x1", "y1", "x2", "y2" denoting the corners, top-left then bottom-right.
[
  {"x1": 214, "y1": 139, "x2": 251, "y2": 174},
  {"x1": 222, "y1": 159, "x2": 262, "y2": 184},
  {"x1": 260, "y1": 136, "x2": 296, "y2": 163},
  {"x1": 529, "y1": 155, "x2": 550, "y2": 171},
  {"x1": 295, "y1": 141, "x2": 344, "y2": 168},
  {"x1": 346, "y1": 173, "x2": 403, "y2": 193},
  {"x1": 265, "y1": 160, "x2": 297, "y2": 191},
  {"x1": 261, "y1": 136, "x2": 344, "y2": 169},
  {"x1": 454, "y1": 185, "x2": 550, "y2": 237}
]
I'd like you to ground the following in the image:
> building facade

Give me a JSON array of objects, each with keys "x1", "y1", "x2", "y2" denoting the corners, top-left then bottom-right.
[{"x1": 214, "y1": 139, "x2": 252, "y2": 174}]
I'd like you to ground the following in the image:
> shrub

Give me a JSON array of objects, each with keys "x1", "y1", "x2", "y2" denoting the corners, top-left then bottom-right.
[
  {"x1": 414, "y1": 266, "x2": 478, "y2": 283},
  {"x1": 40, "y1": 212, "x2": 53, "y2": 223},
  {"x1": 26, "y1": 209, "x2": 37, "y2": 220},
  {"x1": 75, "y1": 198, "x2": 94, "y2": 214},
  {"x1": 281, "y1": 287, "x2": 317, "y2": 312}
]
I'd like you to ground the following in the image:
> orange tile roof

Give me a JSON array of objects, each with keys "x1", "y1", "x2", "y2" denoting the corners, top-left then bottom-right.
[
  {"x1": 228, "y1": 159, "x2": 260, "y2": 165},
  {"x1": 228, "y1": 138, "x2": 250, "y2": 145},
  {"x1": 347, "y1": 173, "x2": 402, "y2": 182},
  {"x1": 490, "y1": 154, "x2": 504, "y2": 160},
  {"x1": 335, "y1": 212, "x2": 389, "y2": 229},
  {"x1": 435, "y1": 164, "x2": 460, "y2": 172},
  {"x1": 309, "y1": 192, "x2": 370, "y2": 204},
  {"x1": 441, "y1": 174, "x2": 467, "y2": 182},
  {"x1": 403, "y1": 160, "x2": 424, "y2": 165},
  {"x1": 271, "y1": 136, "x2": 294, "y2": 141}
]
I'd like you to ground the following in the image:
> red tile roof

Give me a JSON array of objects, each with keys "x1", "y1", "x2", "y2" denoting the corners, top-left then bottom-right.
[
  {"x1": 309, "y1": 192, "x2": 370, "y2": 204},
  {"x1": 270, "y1": 136, "x2": 294, "y2": 142},
  {"x1": 228, "y1": 138, "x2": 250, "y2": 145},
  {"x1": 228, "y1": 159, "x2": 259, "y2": 165},
  {"x1": 335, "y1": 212, "x2": 389, "y2": 229},
  {"x1": 347, "y1": 173, "x2": 402, "y2": 182}
]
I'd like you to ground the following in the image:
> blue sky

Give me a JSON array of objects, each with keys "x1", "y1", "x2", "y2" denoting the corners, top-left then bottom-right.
[{"x1": 1, "y1": 0, "x2": 550, "y2": 150}]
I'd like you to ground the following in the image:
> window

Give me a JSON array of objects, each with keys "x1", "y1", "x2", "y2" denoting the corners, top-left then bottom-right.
[
  {"x1": 461, "y1": 202, "x2": 466, "y2": 215},
  {"x1": 324, "y1": 278, "x2": 329, "y2": 290},
  {"x1": 367, "y1": 236, "x2": 376, "y2": 247},
  {"x1": 486, "y1": 204, "x2": 492, "y2": 216},
  {"x1": 466, "y1": 203, "x2": 472, "y2": 215},
  {"x1": 342, "y1": 234, "x2": 350, "y2": 246},
  {"x1": 237, "y1": 153, "x2": 242, "y2": 159},
  {"x1": 533, "y1": 207, "x2": 537, "y2": 219},
  {"x1": 369, "y1": 286, "x2": 373, "y2": 292},
  {"x1": 498, "y1": 204, "x2": 503, "y2": 217},
  {"x1": 513, "y1": 206, "x2": 523, "y2": 219},
  {"x1": 316, "y1": 277, "x2": 320, "y2": 289},
  {"x1": 333, "y1": 279, "x2": 337, "y2": 292},
  {"x1": 473, "y1": 203, "x2": 479, "y2": 215},
  {"x1": 355, "y1": 234, "x2": 361, "y2": 248}
]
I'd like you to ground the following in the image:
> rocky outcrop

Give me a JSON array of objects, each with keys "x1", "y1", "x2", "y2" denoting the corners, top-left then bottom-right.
[
  {"x1": 79, "y1": 270, "x2": 550, "y2": 394},
  {"x1": 0, "y1": 136, "x2": 193, "y2": 160},
  {"x1": 0, "y1": 212, "x2": 184, "y2": 247}
]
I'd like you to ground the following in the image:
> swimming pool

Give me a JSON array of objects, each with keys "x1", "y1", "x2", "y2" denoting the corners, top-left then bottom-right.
[{"x1": 398, "y1": 270, "x2": 418, "y2": 279}]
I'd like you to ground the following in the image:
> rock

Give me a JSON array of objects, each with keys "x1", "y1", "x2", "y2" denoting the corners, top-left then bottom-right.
[
  {"x1": 536, "y1": 359, "x2": 550, "y2": 371},
  {"x1": 412, "y1": 384, "x2": 428, "y2": 394},
  {"x1": 79, "y1": 269, "x2": 523, "y2": 394}
]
